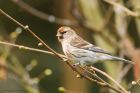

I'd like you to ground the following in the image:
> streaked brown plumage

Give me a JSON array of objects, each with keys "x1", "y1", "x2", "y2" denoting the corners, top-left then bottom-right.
[{"x1": 56, "y1": 26, "x2": 133, "y2": 66}]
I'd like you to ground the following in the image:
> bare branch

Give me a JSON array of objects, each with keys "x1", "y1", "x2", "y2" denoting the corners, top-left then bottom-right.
[
  {"x1": 117, "y1": 65, "x2": 133, "y2": 83},
  {"x1": 90, "y1": 66, "x2": 129, "y2": 93},
  {"x1": 0, "y1": 9, "x2": 129, "y2": 93},
  {"x1": 104, "y1": 0, "x2": 139, "y2": 17},
  {"x1": 0, "y1": 9, "x2": 62, "y2": 60},
  {"x1": 0, "y1": 40, "x2": 123, "y2": 93},
  {"x1": 0, "y1": 41, "x2": 66, "y2": 59},
  {"x1": 10, "y1": 0, "x2": 78, "y2": 26}
]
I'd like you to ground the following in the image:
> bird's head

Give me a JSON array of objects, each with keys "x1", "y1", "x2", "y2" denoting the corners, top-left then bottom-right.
[{"x1": 56, "y1": 26, "x2": 76, "y2": 42}]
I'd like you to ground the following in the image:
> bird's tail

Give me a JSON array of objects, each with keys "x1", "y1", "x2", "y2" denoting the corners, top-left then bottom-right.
[{"x1": 111, "y1": 56, "x2": 134, "y2": 64}]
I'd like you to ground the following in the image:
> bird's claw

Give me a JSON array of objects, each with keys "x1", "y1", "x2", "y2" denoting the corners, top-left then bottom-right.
[
  {"x1": 73, "y1": 63, "x2": 80, "y2": 67},
  {"x1": 62, "y1": 58, "x2": 68, "y2": 62},
  {"x1": 71, "y1": 63, "x2": 80, "y2": 69}
]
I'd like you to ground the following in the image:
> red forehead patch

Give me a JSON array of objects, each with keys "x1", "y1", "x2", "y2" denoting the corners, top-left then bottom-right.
[{"x1": 58, "y1": 26, "x2": 68, "y2": 32}]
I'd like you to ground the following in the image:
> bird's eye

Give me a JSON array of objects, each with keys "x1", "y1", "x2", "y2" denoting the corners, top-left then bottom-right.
[{"x1": 60, "y1": 31, "x2": 67, "y2": 34}]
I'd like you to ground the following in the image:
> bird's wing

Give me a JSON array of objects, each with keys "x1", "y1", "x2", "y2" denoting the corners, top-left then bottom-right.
[
  {"x1": 84, "y1": 46, "x2": 111, "y2": 55},
  {"x1": 70, "y1": 36, "x2": 111, "y2": 55}
]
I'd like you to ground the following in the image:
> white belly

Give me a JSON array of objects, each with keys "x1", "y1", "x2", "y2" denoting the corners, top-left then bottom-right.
[{"x1": 62, "y1": 43, "x2": 112, "y2": 65}]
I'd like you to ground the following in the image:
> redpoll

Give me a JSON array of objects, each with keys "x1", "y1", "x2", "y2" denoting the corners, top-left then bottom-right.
[{"x1": 56, "y1": 26, "x2": 133, "y2": 66}]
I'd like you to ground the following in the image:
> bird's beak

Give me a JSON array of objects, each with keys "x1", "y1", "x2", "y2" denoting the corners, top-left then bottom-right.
[{"x1": 56, "y1": 33, "x2": 61, "y2": 37}]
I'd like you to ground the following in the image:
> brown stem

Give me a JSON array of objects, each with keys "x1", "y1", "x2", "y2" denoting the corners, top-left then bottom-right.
[
  {"x1": 0, "y1": 41, "x2": 67, "y2": 59},
  {"x1": 0, "y1": 9, "x2": 128, "y2": 93},
  {"x1": 0, "y1": 9, "x2": 62, "y2": 60},
  {"x1": 104, "y1": 0, "x2": 139, "y2": 17},
  {"x1": 90, "y1": 66, "x2": 129, "y2": 93},
  {"x1": 10, "y1": 0, "x2": 78, "y2": 26}
]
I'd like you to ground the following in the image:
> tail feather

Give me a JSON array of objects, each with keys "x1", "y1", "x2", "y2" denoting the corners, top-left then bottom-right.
[{"x1": 112, "y1": 56, "x2": 134, "y2": 64}]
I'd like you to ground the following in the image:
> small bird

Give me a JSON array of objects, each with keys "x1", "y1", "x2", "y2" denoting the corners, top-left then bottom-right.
[{"x1": 56, "y1": 26, "x2": 133, "y2": 66}]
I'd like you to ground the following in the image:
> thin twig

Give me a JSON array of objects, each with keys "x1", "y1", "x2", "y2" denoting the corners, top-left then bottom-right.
[
  {"x1": 104, "y1": 0, "x2": 139, "y2": 17},
  {"x1": 90, "y1": 66, "x2": 128, "y2": 93},
  {"x1": 0, "y1": 9, "x2": 128, "y2": 93},
  {"x1": 0, "y1": 41, "x2": 67, "y2": 59},
  {"x1": 10, "y1": 0, "x2": 78, "y2": 26},
  {"x1": 119, "y1": 34, "x2": 140, "y2": 80},
  {"x1": 70, "y1": 0, "x2": 117, "y2": 48},
  {"x1": 0, "y1": 57, "x2": 40, "y2": 93},
  {"x1": 117, "y1": 65, "x2": 133, "y2": 83},
  {"x1": 0, "y1": 40, "x2": 122, "y2": 93},
  {"x1": 81, "y1": 66, "x2": 122, "y2": 93},
  {"x1": 136, "y1": 79, "x2": 140, "y2": 85},
  {"x1": 67, "y1": 63, "x2": 122, "y2": 93},
  {"x1": 112, "y1": 2, "x2": 139, "y2": 80},
  {"x1": 0, "y1": 9, "x2": 62, "y2": 60}
]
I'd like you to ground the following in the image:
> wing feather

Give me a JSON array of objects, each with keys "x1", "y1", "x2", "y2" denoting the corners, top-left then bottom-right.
[{"x1": 70, "y1": 36, "x2": 111, "y2": 55}]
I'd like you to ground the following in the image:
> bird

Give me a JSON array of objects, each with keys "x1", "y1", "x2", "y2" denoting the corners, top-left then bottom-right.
[{"x1": 56, "y1": 26, "x2": 133, "y2": 66}]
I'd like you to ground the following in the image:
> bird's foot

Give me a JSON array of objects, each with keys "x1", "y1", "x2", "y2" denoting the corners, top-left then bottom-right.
[
  {"x1": 71, "y1": 63, "x2": 80, "y2": 70},
  {"x1": 62, "y1": 58, "x2": 68, "y2": 62},
  {"x1": 73, "y1": 63, "x2": 80, "y2": 67}
]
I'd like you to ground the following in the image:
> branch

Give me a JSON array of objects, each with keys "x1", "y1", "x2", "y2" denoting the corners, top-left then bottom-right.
[
  {"x1": 119, "y1": 34, "x2": 140, "y2": 80},
  {"x1": 70, "y1": 0, "x2": 118, "y2": 48},
  {"x1": 10, "y1": 0, "x2": 78, "y2": 26},
  {"x1": 0, "y1": 9, "x2": 128, "y2": 93},
  {"x1": 117, "y1": 64, "x2": 133, "y2": 83},
  {"x1": 112, "y1": 1, "x2": 139, "y2": 79},
  {"x1": 70, "y1": 0, "x2": 100, "y2": 32},
  {"x1": 0, "y1": 9, "x2": 62, "y2": 60},
  {"x1": 0, "y1": 41, "x2": 66, "y2": 59},
  {"x1": 0, "y1": 40, "x2": 121, "y2": 93},
  {"x1": 104, "y1": 0, "x2": 139, "y2": 17},
  {"x1": 0, "y1": 61, "x2": 40, "y2": 93},
  {"x1": 132, "y1": 79, "x2": 140, "y2": 87},
  {"x1": 0, "y1": 40, "x2": 123, "y2": 93},
  {"x1": 81, "y1": 66, "x2": 122, "y2": 93},
  {"x1": 90, "y1": 66, "x2": 128, "y2": 93}
]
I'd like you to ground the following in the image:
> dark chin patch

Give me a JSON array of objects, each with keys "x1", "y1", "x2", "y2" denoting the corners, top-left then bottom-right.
[{"x1": 59, "y1": 36, "x2": 63, "y2": 39}]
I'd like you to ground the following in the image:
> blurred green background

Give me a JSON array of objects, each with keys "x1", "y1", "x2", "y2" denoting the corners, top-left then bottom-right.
[{"x1": 0, "y1": 0, "x2": 140, "y2": 93}]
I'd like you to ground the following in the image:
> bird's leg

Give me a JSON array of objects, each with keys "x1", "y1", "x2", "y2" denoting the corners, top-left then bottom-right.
[
  {"x1": 73, "y1": 60, "x2": 86, "y2": 68},
  {"x1": 62, "y1": 58, "x2": 68, "y2": 62},
  {"x1": 76, "y1": 61, "x2": 91, "y2": 77},
  {"x1": 72, "y1": 63, "x2": 80, "y2": 70},
  {"x1": 73, "y1": 62, "x2": 80, "y2": 66}
]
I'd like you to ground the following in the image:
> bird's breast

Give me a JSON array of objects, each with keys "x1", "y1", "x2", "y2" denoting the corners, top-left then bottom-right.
[{"x1": 62, "y1": 42, "x2": 73, "y2": 58}]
